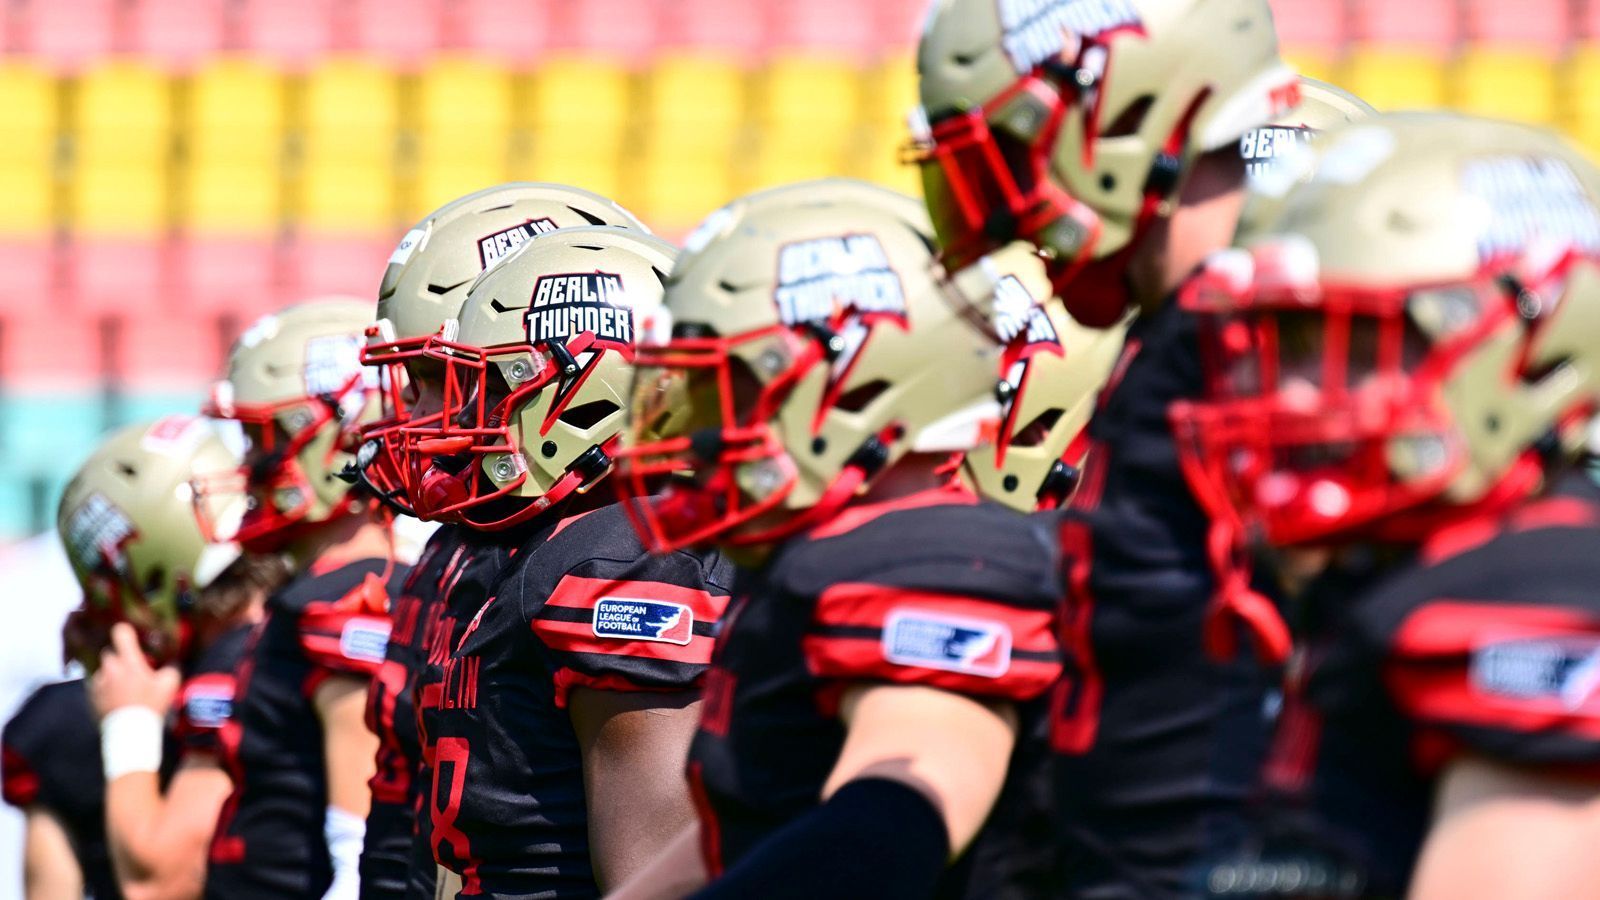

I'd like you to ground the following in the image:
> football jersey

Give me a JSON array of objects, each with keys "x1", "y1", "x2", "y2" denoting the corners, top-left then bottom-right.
[
  {"x1": 206, "y1": 558, "x2": 406, "y2": 900},
  {"x1": 689, "y1": 485, "x2": 1064, "y2": 899},
  {"x1": 175, "y1": 623, "x2": 252, "y2": 759},
  {"x1": 1054, "y1": 300, "x2": 1281, "y2": 898},
  {"x1": 1212, "y1": 471, "x2": 1600, "y2": 898},
  {"x1": 426, "y1": 502, "x2": 735, "y2": 898},
  {"x1": 2, "y1": 678, "x2": 121, "y2": 900},
  {"x1": 364, "y1": 525, "x2": 518, "y2": 900}
]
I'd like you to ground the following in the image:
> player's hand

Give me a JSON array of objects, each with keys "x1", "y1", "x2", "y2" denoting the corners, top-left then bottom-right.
[{"x1": 91, "y1": 623, "x2": 181, "y2": 720}]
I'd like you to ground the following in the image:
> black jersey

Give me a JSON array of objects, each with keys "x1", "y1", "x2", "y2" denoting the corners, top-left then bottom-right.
[
  {"x1": 424, "y1": 502, "x2": 735, "y2": 898},
  {"x1": 1055, "y1": 300, "x2": 1280, "y2": 898},
  {"x1": 1212, "y1": 472, "x2": 1600, "y2": 898},
  {"x1": 690, "y1": 485, "x2": 1063, "y2": 898},
  {"x1": 364, "y1": 526, "x2": 517, "y2": 900},
  {"x1": 3, "y1": 678, "x2": 121, "y2": 900},
  {"x1": 175, "y1": 623, "x2": 253, "y2": 759},
  {"x1": 206, "y1": 558, "x2": 406, "y2": 900}
]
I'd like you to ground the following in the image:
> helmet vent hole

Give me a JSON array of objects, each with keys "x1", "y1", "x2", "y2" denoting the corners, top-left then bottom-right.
[
  {"x1": 1003, "y1": 474, "x2": 1020, "y2": 492},
  {"x1": 1010, "y1": 408, "x2": 1064, "y2": 448},
  {"x1": 541, "y1": 441, "x2": 559, "y2": 458},
  {"x1": 571, "y1": 207, "x2": 607, "y2": 226},
  {"x1": 811, "y1": 437, "x2": 828, "y2": 455},
  {"x1": 1099, "y1": 173, "x2": 1116, "y2": 192},
  {"x1": 558, "y1": 399, "x2": 620, "y2": 430},
  {"x1": 116, "y1": 461, "x2": 138, "y2": 477},
  {"x1": 834, "y1": 380, "x2": 891, "y2": 413},
  {"x1": 651, "y1": 266, "x2": 669, "y2": 288},
  {"x1": 1485, "y1": 414, "x2": 1501, "y2": 434},
  {"x1": 1102, "y1": 94, "x2": 1154, "y2": 139}
]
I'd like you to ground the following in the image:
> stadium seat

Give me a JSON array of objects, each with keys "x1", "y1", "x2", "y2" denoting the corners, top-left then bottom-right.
[
  {"x1": 1267, "y1": 0, "x2": 1347, "y2": 55},
  {"x1": 1452, "y1": 50, "x2": 1559, "y2": 125},
  {"x1": 300, "y1": 58, "x2": 400, "y2": 164},
  {"x1": 1282, "y1": 52, "x2": 1337, "y2": 87},
  {"x1": 408, "y1": 162, "x2": 512, "y2": 222},
  {"x1": 69, "y1": 162, "x2": 170, "y2": 234},
  {"x1": 128, "y1": 0, "x2": 227, "y2": 70},
  {"x1": 875, "y1": 0, "x2": 932, "y2": 51},
  {"x1": 72, "y1": 61, "x2": 173, "y2": 166},
  {"x1": 282, "y1": 234, "x2": 393, "y2": 299},
  {"x1": 852, "y1": 128, "x2": 922, "y2": 198},
  {"x1": 178, "y1": 162, "x2": 281, "y2": 234},
  {"x1": 642, "y1": 55, "x2": 746, "y2": 149},
  {"x1": 171, "y1": 236, "x2": 280, "y2": 320},
  {"x1": 0, "y1": 155, "x2": 53, "y2": 235},
  {"x1": 295, "y1": 161, "x2": 396, "y2": 231},
  {"x1": 864, "y1": 56, "x2": 917, "y2": 128},
  {"x1": 0, "y1": 63, "x2": 59, "y2": 182},
  {"x1": 1339, "y1": 49, "x2": 1448, "y2": 110},
  {"x1": 766, "y1": 0, "x2": 878, "y2": 56},
  {"x1": 16, "y1": 0, "x2": 116, "y2": 71},
  {"x1": 522, "y1": 57, "x2": 631, "y2": 156},
  {"x1": 0, "y1": 239, "x2": 59, "y2": 311},
  {"x1": 667, "y1": 0, "x2": 766, "y2": 56},
  {"x1": 184, "y1": 60, "x2": 286, "y2": 168},
  {"x1": 67, "y1": 237, "x2": 170, "y2": 316},
  {"x1": 1561, "y1": 44, "x2": 1600, "y2": 149},
  {"x1": 1464, "y1": 0, "x2": 1568, "y2": 51},
  {"x1": 109, "y1": 315, "x2": 227, "y2": 390},
  {"x1": 637, "y1": 151, "x2": 735, "y2": 235},
  {"x1": 348, "y1": 0, "x2": 443, "y2": 64},
  {"x1": 0, "y1": 309, "x2": 100, "y2": 390},
  {"x1": 416, "y1": 57, "x2": 513, "y2": 136},
  {"x1": 514, "y1": 148, "x2": 625, "y2": 205},
  {"x1": 1348, "y1": 0, "x2": 1457, "y2": 49},
  {"x1": 562, "y1": 0, "x2": 663, "y2": 60},
  {"x1": 237, "y1": 0, "x2": 335, "y2": 66},
  {"x1": 443, "y1": 0, "x2": 554, "y2": 62},
  {"x1": 758, "y1": 57, "x2": 863, "y2": 135}
]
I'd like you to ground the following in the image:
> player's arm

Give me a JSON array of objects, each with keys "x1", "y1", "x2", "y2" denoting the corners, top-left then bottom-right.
[
  {"x1": 570, "y1": 687, "x2": 703, "y2": 892},
  {"x1": 1409, "y1": 754, "x2": 1600, "y2": 900},
  {"x1": 314, "y1": 674, "x2": 380, "y2": 900},
  {"x1": 602, "y1": 821, "x2": 706, "y2": 900},
  {"x1": 22, "y1": 806, "x2": 83, "y2": 900},
  {"x1": 690, "y1": 684, "x2": 1017, "y2": 899}
]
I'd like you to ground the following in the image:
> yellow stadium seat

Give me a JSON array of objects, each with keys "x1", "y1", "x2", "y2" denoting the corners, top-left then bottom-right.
[
  {"x1": 1283, "y1": 52, "x2": 1336, "y2": 87},
  {"x1": 0, "y1": 63, "x2": 58, "y2": 165},
  {"x1": 70, "y1": 162, "x2": 168, "y2": 233},
  {"x1": 759, "y1": 57, "x2": 862, "y2": 135},
  {"x1": 1452, "y1": 50, "x2": 1557, "y2": 126},
  {"x1": 642, "y1": 55, "x2": 746, "y2": 147},
  {"x1": 637, "y1": 151, "x2": 735, "y2": 234},
  {"x1": 179, "y1": 162, "x2": 279, "y2": 232},
  {"x1": 1339, "y1": 49, "x2": 1447, "y2": 111},
  {"x1": 416, "y1": 57, "x2": 513, "y2": 136},
  {"x1": 408, "y1": 161, "x2": 512, "y2": 221},
  {"x1": 300, "y1": 58, "x2": 400, "y2": 166},
  {"x1": 185, "y1": 59, "x2": 284, "y2": 167},
  {"x1": 296, "y1": 161, "x2": 395, "y2": 231},
  {"x1": 73, "y1": 61, "x2": 172, "y2": 166},
  {"x1": 865, "y1": 56, "x2": 918, "y2": 128},
  {"x1": 514, "y1": 151, "x2": 624, "y2": 206},
  {"x1": 523, "y1": 57, "x2": 631, "y2": 155},
  {"x1": 851, "y1": 125, "x2": 922, "y2": 199},
  {"x1": 0, "y1": 162, "x2": 54, "y2": 234}
]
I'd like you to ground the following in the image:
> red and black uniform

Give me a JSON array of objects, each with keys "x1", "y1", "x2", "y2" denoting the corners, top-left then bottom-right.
[
  {"x1": 1213, "y1": 471, "x2": 1600, "y2": 898},
  {"x1": 207, "y1": 558, "x2": 406, "y2": 899},
  {"x1": 689, "y1": 486, "x2": 1063, "y2": 898},
  {"x1": 365, "y1": 527, "x2": 518, "y2": 900},
  {"x1": 3, "y1": 678, "x2": 121, "y2": 900},
  {"x1": 175, "y1": 623, "x2": 253, "y2": 760},
  {"x1": 1055, "y1": 301, "x2": 1282, "y2": 898},
  {"x1": 426, "y1": 502, "x2": 735, "y2": 898}
]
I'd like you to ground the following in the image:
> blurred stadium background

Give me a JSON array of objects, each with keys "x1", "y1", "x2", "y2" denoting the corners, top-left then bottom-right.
[{"x1": 0, "y1": 0, "x2": 1587, "y2": 542}]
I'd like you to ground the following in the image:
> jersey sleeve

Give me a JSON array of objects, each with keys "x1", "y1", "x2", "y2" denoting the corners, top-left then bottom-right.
[
  {"x1": 529, "y1": 552, "x2": 732, "y2": 708},
  {"x1": 1365, "y1": 597, "x2": 1600, "y2": 770},
  {"x1": 1, "y1": 741, "x2": 40, "y2": 809},
  {"x1": 296, "y1": 574, "x2": 395, "y2": 682},
  {"x1": 172, "y1": 672, "x2": 238, "y2": 758},
  {"x1": 801, "y1": 582, "x2": 1062, "y2": 703}
]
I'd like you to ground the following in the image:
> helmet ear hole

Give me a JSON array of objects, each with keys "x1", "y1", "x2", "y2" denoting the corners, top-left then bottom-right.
[
  {"x1": 835, "y1": 380, "x2": 891, "y2": 413},
  {"x1": 1103, "y1": 94, "x2": 1155, "y2": 139},
  {"x1": 558, "y1": 400, "x2": 621, "y2": 430},
  {"x1": 1010, "y1": 408, "x2": 1065, "y2": 447}
]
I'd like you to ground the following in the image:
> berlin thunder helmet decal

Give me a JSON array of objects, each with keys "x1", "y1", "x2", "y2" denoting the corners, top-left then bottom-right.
[{"x1": 525, "y1": 270, "x2": 635, "y2": 350}]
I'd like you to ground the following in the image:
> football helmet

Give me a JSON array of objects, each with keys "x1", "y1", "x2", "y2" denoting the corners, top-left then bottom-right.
[
  {"x1": 1236, "y1": 77, "x2": 1376, "y2": 237},
  {"x1": 617, "y1": 187, "x2": 1011, "y2": 552},
  {"x1": 913, "y1": 0, "x2": 1298, "y2": 326},
  {"x1": 961, "y1": 243, "x2": 1128, "y2": 510},
  {"x1": 57, "y1": 415, "x2": 247, "y2": 666},
  {"x1": 1172, "y1": 112, "x2": 1600, "y2": 547},
  {"x1": 359, "y1": 183, "x2": 647, "y2": 513},
  {"x1": 202, "y1": 299, "x2": 380, "y2": 552},
  {"x1": 397, "y1": 226, "x2": 677, "y2": 529}
]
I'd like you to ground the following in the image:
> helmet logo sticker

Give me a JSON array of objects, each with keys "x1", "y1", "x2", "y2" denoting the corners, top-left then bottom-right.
[
  {"x1": 389, "y1": 228, "x2": 427, "y2": 266},
  {"x1": 525, "y1": 271, "x2": 633, "y2": 350},
  {"x1": 304, "y1": 334, "x2": 370, "y2": 397},
  {"x1": 64, "y1": 492, "x2": 136, "y2": 577},
  {"x1": 996, "y1": 0, "x2": 1142, "y2": 74},
  {"x1": 993, "y1": 275, "x2": 1062, "y2": 350},
  {"x1": 773, "y1": 234, "x2": 907, "y2": 327},
  {"x1": 141, "y1": 414, "x2": 210, "y2": 458},
  {"x1": 1462, "y1": 156, "x2": 1600, "y2": 263},
  {"x1": 1240, "y1": 126, "x2": 1315, "y2": 182},
  {"x1": 478, "y1": 218, "x2": 559, "y2": 270}
]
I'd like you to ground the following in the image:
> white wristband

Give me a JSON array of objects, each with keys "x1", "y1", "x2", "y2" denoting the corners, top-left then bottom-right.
[
  {"x1": 99, "y1": 706, "x2": 165, "y2": 781},
  {"x1": 322, "y1": 806, "x2": 366, "y2": 900}
]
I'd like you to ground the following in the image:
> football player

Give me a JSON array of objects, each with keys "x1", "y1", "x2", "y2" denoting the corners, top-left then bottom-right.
[
  {"x1": 612, "y1": 186, "x2": 1063, "y2": 898},
  {"x1": 6, "y1": 416, "x2": 288, "y2": 900},
  {"x1": 1171, "y1": 112, "x2": 1600, "y2": 898},
  {"x1": 355, "y1": 183, "x2": 647, "y2": 900},
  {"x1": 911, "y1": 2, "x2": 1370, "y2": 892},
  {"x1": 389, "y1": 225, "x2": 736, "y2": 898},
  {"x1": 197, "y1": 301, "x2": 407, "y2": 899}
]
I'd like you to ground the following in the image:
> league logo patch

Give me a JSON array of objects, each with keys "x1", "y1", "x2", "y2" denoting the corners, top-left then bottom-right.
[
  {"x1": 591, "y1": 598, "x2": 694, "y2": 646},
  {"x1": 524, "y1": 272, "x2": 634, "y2": 349},
  {"x1": 1463, "y1": 155, "x2": 1600, "y2": 262},
  {"x1": 996, "y1": 0, "x2": 1143, "y2": 74},
  {"x1": 1471, "y1": 635, "x2": 1600, "y2": 714},
  {"x1": 182, "y1": 687, "x2": 234, "y2": 729},
  {"x1": 478, "y1": 218, "x2": 559, "y2": 270},
  {"x1": 339, "y1": 617, "x2": 393, "y2": 665},
  {"x1": 883, "y1": 609, "x2": 1012, "y2": 678},
  {"x1": 774, "y1": 234, "x2": 907, "y2": 327},
  {"x1": 63, "y1": 492, "x2": 136, "y2": 577}
]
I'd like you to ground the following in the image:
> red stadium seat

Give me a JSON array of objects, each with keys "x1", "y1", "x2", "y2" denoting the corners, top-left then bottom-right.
[
  {"x1": 0, "y1": 308, "x2": 102, "y2": 389},
  {"x1": 0, "y1": 238, "x2": 60, "y2": 314},
  {"x1": 1268, "y1": 0, "x2": 1348, "y2": 56},
  {"x1": 766, "y1": 0, "x2": 878, "y2": 56},
  {"x1": 237, "y1": 0, "x2": 334, "y2": 66},
  {"x1": 171, "y1": 235, "x2": 280, "y2": 321},
  {"x1": 109, "y1": 314, "x2": 227, "y2": 390},
  {"x1": 345, "y1": 0, "x2": 443, "y2": 64},
  {"x1": 443, "y1": 0, "x2": 553, "y2": 62},
  {"x1": 282, "y1": 233, "x2": 392, "y2": 301},
  {"x1": 67, "y1": 237, "x2": 172, "y2": 318},
  {"x1": 128, "y1": 0, "x2": 227, "y2": 70},
  {"x1": 665, "y1": 0, "x2": 767, "y2": 57},
  {"x1": 559, "y1": 0, "x2": 664, "y2": 60},
  {"x1": 17, "y1": 0, "x2": 116, "y2": 71},
  {"x1": 1349, "y1": 0, "x2": 1458, "y2": 49},
  {"x1": 874, "y1": 0, "x2": 932, "y2": 52},
  {"x1": 1464, "y1": 0, "x2": 1569, "y2": 50}
]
